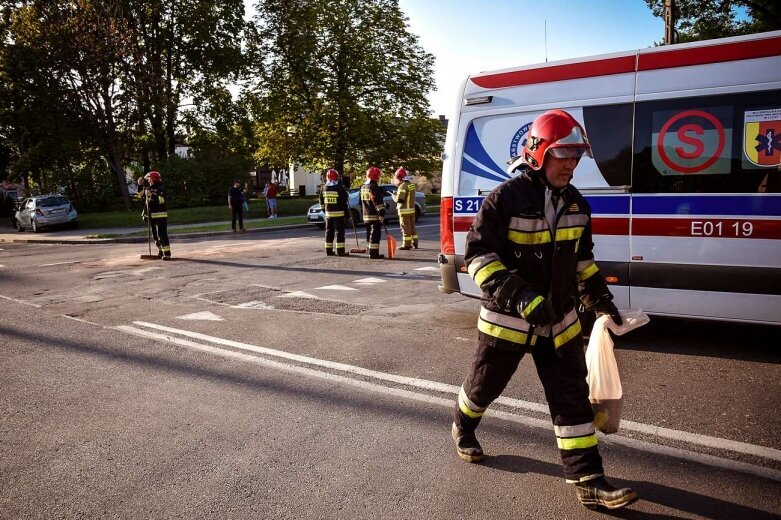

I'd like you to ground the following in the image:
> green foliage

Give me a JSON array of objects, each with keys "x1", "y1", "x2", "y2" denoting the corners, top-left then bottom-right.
[
  {"x1": 152, "y1": 152, "x2": 253, "y2": 208},
  {"x1": 644, "y1": 0, "x2": 781, "y2": 42},
  {"x1": 247, "y1": 0, "x2": 443, "y2": 178}
]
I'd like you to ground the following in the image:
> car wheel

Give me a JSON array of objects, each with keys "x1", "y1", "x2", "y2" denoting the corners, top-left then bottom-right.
[
  {"x1": 415, "y1": 207, "x2": 422, "y2": 222},
  {"x1": 31, "y1": 220, "x2": 40, "y2": 233},
  {"x1": 15, "y1": 219, "x2": 24, "y2": 232},
  {"x1": 70, "y1": 221, "x2": 79, "y2": 230},
  {"x1": 316, "y1": 223, "x2": 325, "y2": 230}
]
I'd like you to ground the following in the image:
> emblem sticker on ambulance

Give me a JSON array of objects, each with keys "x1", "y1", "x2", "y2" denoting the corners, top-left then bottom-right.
[
  {"x1": 509, "y1": 122, "x2": 533, "y2": 158},
  {"x1": 652, "y1": 107, "x2": 732, "y2": 175},
  {"x1": 743, "y1": 107, "x2": 781, "y2": 168}
]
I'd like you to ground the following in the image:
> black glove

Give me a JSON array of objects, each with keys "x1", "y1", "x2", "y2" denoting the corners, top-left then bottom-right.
[
  {"x1": 516, "y1": 292, "x2": 557, "y2": 327},
  {"x1": 592, "y1": 299, "x2": 623, "y2": 325}
]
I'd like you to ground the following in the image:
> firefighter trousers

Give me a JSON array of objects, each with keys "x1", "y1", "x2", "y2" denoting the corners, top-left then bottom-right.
[
  {"x1": 325, "y1": 217, "x2": 346, "y2": 255},
  {"x1": 365, "y1": 221, "x2": 382, "y2": 257},
  {"x1": 150, "y1": 217, "x2": 171, "y2": 257},
  {"x1": 399, "y1": 214, "x2": 418, "y2": 248},
  {"x1": 454, "y1": 332, "x2": 604, "y2": 482}
]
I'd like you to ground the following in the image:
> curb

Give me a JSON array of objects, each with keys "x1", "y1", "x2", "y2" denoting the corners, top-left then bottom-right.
[{"x1": 0, "y1": 223, "x2": 316, "y2": 245}]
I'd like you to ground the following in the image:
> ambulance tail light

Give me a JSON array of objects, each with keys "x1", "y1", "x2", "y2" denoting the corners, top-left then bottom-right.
[{"x1": 440, "y1": 196, "x2": 455, "y2": 255}]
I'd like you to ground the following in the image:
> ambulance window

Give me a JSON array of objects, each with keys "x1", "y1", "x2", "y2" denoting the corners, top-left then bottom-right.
[
  {"x1": 632, "y1": 89, "x2": 781, "y2": 194},
  {"x1": 583, "y1": 104, "x2": 633, "y2": 187}
]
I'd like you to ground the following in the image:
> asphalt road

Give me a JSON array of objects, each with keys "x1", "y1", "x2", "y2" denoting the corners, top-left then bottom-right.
[{"x1": 1, "y1": 218, "x2": 780, "y2": 519}]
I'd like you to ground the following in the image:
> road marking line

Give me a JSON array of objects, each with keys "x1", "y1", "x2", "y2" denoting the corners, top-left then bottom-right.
[
  {"x1": 117, "y1": 322, "x2": 781, "y2": 482},
  {"x1": 176, "y1": 311, "x2": 224, "y2": 321},
  {"x1": 315, "y1": 284, "x2": 358, "y2": 291},
  {"x1": 278, "y1": 291, "x2": 321, "y2": 299},
  {"x1": 129, "y1": 320, "x2": 781, "y2": 464},
  {"x1": 414, "y1": 267, "x2": 439, "y2": 272},
  {"x1": 233, "y1": 301, "x2": 275, "y2": 310},
  {"x1": 0, "y1": 294, "x2": 42, "y2": 308},
  {"x1": 353, "y1": 277, "x2": 387, "y2": 284},
  {"x1": 38, "y1": 260, "x2": 81, "y2": 267}
]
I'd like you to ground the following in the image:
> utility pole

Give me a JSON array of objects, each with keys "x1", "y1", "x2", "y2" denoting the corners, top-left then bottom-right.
[{"x1": 664, "y1": 0, "x2": 676, "y2": 45}]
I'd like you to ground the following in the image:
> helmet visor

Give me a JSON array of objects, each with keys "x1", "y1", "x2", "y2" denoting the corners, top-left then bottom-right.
[{"x1": 547, "y1": 146, "x2": 592, "y2": 159}]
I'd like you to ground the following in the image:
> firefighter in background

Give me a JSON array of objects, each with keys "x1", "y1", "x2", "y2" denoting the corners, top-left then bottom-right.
[
  {"x1": 360, "y1": 166, "x2": 386, "y2": 259},
  {"x1": 320, "y1": 168, "x2": 350, "y2": 256},
  {"x1": 451, "y1": 110, "x2": 636, "y2": 510},
  {"x1": 391, "y1": 167, "x2": 418, "y2": 250},
  {"x1": 141, "y1": 171, "x2": 171, "y2": 260}
]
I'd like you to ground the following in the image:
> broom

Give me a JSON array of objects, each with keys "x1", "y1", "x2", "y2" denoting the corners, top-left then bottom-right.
[
  {"x1": 348, "y1": 211, "x2": 367, "y2": 254},
  {"x1": 140, "y1": 194, "x2": 160, "y2": 260}
]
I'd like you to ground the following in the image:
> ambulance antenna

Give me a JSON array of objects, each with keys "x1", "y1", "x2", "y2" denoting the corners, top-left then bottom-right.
[{"x1": 544, "y1": 20, "x2": 548, "y2": 63}]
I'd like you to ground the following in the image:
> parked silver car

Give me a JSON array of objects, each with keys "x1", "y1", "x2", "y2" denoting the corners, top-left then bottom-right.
[
  {"x1": 307, "y1": 184, "x2": 426, "y2": 228},
  {"x1": 15, "y1": 195, "x2": 78, "y2": 232}
]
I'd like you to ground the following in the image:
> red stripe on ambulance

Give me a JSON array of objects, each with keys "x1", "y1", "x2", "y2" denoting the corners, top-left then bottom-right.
[{"x1": 469, "y1": 55, "x2": 635, "y2": 89}]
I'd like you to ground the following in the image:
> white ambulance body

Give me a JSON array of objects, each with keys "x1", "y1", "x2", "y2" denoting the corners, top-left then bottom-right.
[{"x1": 437, "y1": 31, "x2": 781, "y2": 326}]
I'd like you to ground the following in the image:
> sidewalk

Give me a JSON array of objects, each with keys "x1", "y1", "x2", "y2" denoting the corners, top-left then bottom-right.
[{"x1": 0, "y1": 216, "x2": 313, "y2": 245}]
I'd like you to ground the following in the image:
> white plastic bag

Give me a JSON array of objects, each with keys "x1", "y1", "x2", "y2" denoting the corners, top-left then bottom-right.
[{"x1": 586, "y1": 309, "x2": 650, "y2": 434}]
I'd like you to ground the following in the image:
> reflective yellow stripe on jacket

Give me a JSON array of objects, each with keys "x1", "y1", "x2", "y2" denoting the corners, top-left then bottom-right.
[{"x1": 467, "y1": 253, "x2": 508, "y2": 287}]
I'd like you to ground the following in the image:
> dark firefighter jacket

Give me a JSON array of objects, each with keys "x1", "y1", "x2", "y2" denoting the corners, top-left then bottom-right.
[
  {"x1": 360, "y1": 181, "x2": 386, "y2": 223},
  {"x1": 392, "y1": 180, "x2": 417, "y2": 217},
  {"x1": 464, "y1": 168, "x2": 613, "y2": 352},
  {"x1": 145, "y1": 184, "x2": 168, "y2": 219},
  {"x1": 319, "y1": 183, "x2": 350, "y2": 219}
]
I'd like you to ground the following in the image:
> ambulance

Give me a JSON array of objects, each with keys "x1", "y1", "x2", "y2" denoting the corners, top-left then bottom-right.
[{"x1": 437, "y1": 30, "x2": 781, "y2": 326}]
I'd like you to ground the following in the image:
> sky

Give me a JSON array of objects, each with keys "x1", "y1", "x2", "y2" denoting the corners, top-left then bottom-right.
[{"x1": 397, "y1": 0, "x2": 664, "y2": 118}]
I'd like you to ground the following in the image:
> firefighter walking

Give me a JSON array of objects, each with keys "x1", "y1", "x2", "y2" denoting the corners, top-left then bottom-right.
[
  {"x1": 360, "y1": 166, "x2": 387, "y2": 259},
  {"x1": 141, "y1": 171, "x2": 171, "y2": 260},
  {"x1": 320, "y1": 168, "x2": 350, "y2": 256},
  {"x1": 451, "y1": 109, "x2": 636, "y2": 510},
  {"x1": 391, "y1": 167, "x2": 418, "y2": 250}
]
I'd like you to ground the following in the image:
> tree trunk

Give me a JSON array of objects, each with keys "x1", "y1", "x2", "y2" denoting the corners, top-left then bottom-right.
[{"x1": 107, "y1": 151, "x2": 132, "y2": 210}]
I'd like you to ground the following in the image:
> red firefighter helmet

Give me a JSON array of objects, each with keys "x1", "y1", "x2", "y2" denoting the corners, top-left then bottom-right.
[
  {"x1": 394, "y1": 167, "x2": 409, "y2": 181},
  {"x1": 514, "y1": 109, "x2": 592, "y2": 171},
  {"x1": 326, "y1": 169, "x2": 340, "y2": 181},
  {"x1": 145, "y1": 171, "x2": 162, "y2": 184},
  {"x1": 366, "y1": 166, "x2": 381, "y2": 181}
]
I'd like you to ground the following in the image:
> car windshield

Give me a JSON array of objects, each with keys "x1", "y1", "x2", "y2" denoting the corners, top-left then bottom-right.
[{"x1": 38, "y1": 197, "x2": 69, "y2": 207}]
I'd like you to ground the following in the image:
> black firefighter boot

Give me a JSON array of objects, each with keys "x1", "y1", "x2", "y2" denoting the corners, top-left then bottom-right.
[
  {"x1": 574, "y1": 476, "x2": 638, "y2": 510},
  {"x1": 451, "y1": 422, "x2": 485, "y2": 463}
]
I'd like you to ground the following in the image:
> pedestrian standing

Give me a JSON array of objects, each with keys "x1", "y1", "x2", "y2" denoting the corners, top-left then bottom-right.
[
  {"x1": 451, "y1": 109, "x2": 636, "y2": 511},
  {"x1": 265, "y1": 181, "x2": 278, "y2": 218},
  {"x1": 360, "y1": 166, "x2": 386, "y2": 259},
  {"x1": 320, "y1": 169, "x2": 350, "y2": 256},
  {"x1": 142, "y1": 171, "x2": 171, "y2": 260},
  {"x1": 391, "y1": 167, "x2": 418, "y2": 250},
  {"x1": 228, "y1": 178, "x2": 246, "y2": 232}
]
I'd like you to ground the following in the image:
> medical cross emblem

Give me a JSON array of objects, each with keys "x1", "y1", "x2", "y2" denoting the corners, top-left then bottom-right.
[{"x1": 755, "y1": 128, "x2": 781, "y2": 157}]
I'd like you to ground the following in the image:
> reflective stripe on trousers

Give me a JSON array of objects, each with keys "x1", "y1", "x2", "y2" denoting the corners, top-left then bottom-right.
[{"x1": 454, "y1": 333, "x2": 603, "y2": 481}]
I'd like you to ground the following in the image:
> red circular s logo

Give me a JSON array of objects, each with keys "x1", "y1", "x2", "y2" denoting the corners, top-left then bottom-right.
[{"x1": 657, "y1": 110, "x2": 726, "y2": 174}]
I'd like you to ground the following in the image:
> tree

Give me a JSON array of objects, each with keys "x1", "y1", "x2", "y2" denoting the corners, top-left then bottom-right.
[
  {"x1": 645, "y1": 0, "x2": 781, "y2": 42},
  {"x1": 1, "y1": 0, "x2": 249, "y2": 210},
  {"x1": 247, "y1": 0, "x2": 443, "y2": 178}
]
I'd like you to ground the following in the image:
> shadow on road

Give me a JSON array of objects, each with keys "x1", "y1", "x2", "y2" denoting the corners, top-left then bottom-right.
[
  {"x1": 485, "y1": 454, "x2": 778, "y2": 519},
  {"x1": 613, "y1": 317, "x2": 780, "y2": 364},
  {"x1": 180, "y1": 256, "x2": 441, "y2": 279},
  {"x1": 5, "y1": 322, "x2": 778, "y2": 519}
]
